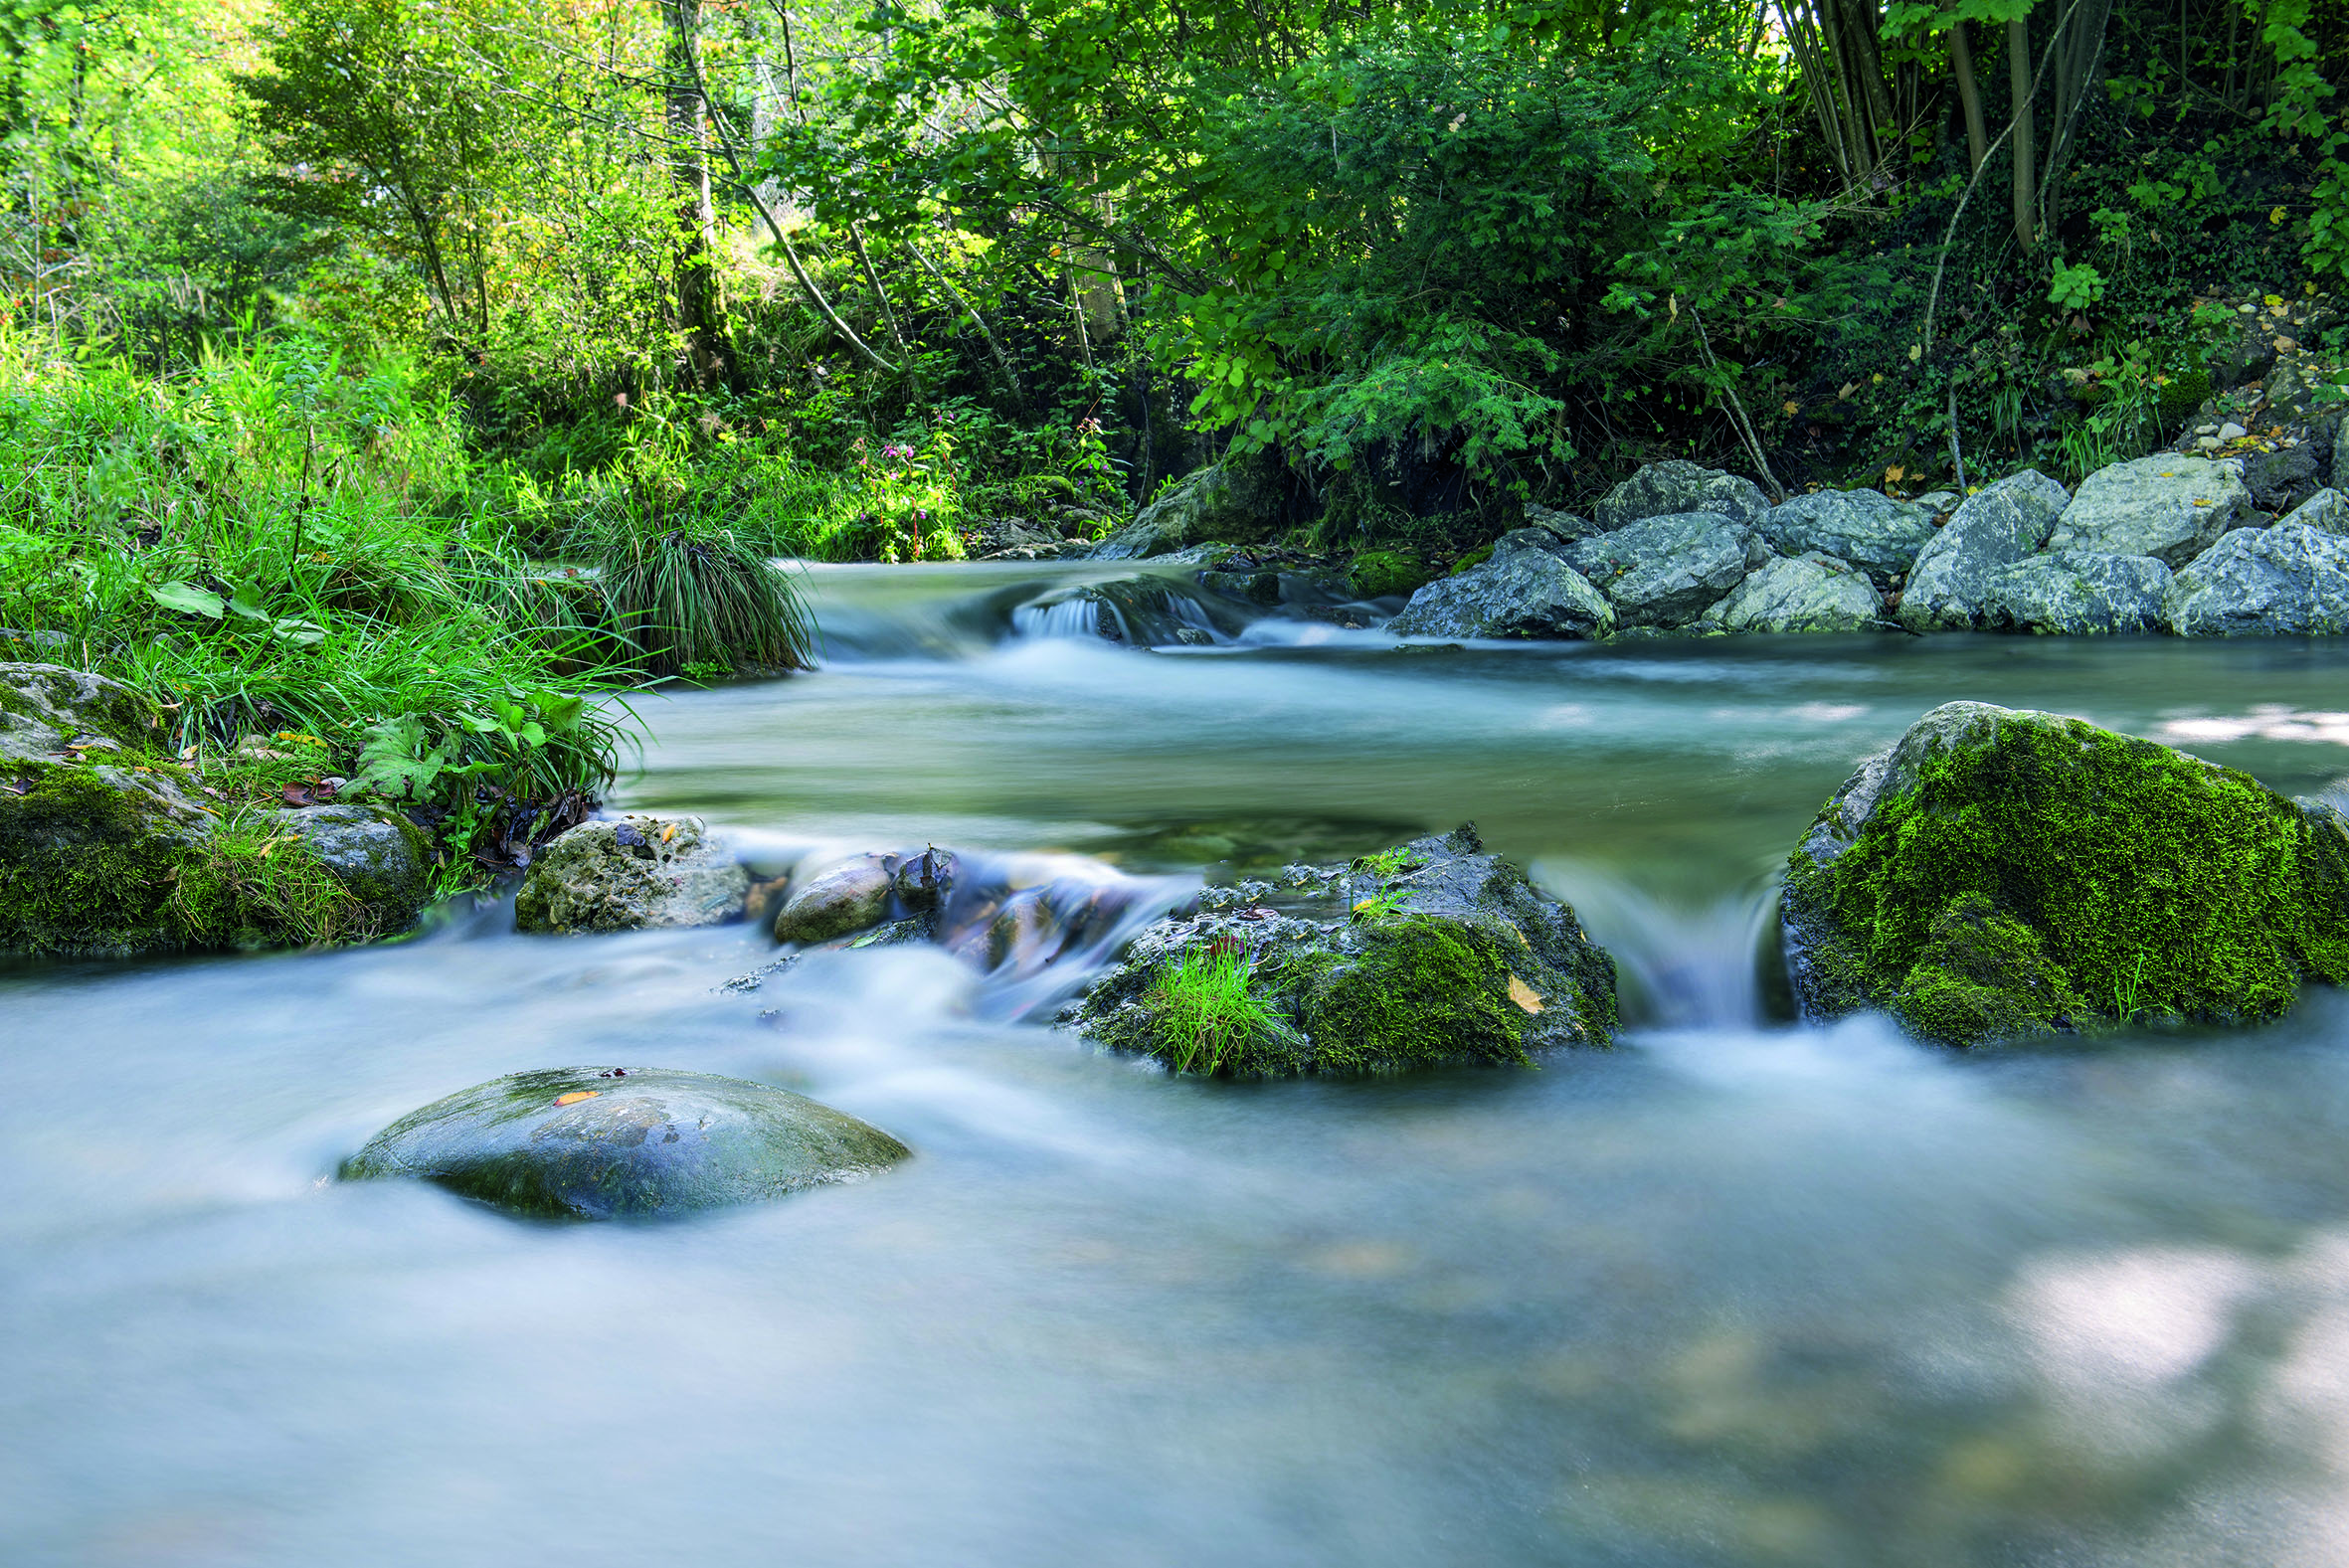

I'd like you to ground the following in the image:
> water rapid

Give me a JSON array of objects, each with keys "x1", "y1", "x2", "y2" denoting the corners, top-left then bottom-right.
[{"x1": 12, "y1": 560, "x2": 2349, "y2": 1567}]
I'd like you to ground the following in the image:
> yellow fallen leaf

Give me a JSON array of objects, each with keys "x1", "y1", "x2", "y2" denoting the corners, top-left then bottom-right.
[
  {"x1": 1885, "y1": 464, "x2": 1907, "y2": 485},
  {"x1": 1508, "y1": 974, "x2": 1543, "y2": 1014},
  {"x1": 1783, "y1": 400, "x2": 1800, "y2": 416},
  {"x1": 554, "y1": 1090, "x2": 600, "y2": 1107},
  {"x1": 660, "y1": 822, "x2": 676, "y2": 843}
]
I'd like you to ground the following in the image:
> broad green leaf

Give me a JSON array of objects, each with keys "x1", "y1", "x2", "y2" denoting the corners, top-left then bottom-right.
[{"x1": 147, "y1": 581, "x2": 223, "y2": 618}]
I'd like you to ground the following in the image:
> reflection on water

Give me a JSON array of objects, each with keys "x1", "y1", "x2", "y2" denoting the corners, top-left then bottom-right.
[{"x1": 9, "y1": 562, "x2": 2349, "y2": 1566}]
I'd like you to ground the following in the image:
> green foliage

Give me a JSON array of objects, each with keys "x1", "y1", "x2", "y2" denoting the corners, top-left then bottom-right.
[
  {"x1": 2048, "y1": 261, "x2": 2107, "y2": 311},
  {"x1": 0, "y1": 343, "x2": 634, "y2": 873}
]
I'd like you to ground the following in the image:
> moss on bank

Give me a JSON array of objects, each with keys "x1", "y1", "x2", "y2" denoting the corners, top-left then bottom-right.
[
  {"x1": 2, "y1": 756, "x2": 395, "y2": 956},
  {"x1": 1789, "y1": 704, "x2": 2349, "y2": 1045}
]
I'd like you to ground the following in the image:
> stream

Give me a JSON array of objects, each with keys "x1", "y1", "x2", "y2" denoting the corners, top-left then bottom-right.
[{"x1": 10, "y1": 559, "x2": 2349, "y2": 1566}]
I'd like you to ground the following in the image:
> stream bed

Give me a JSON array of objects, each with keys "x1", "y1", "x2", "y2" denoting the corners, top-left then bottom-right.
[{"x1": 10, "y1": 561, "x2": 2349, "y2": 1566}]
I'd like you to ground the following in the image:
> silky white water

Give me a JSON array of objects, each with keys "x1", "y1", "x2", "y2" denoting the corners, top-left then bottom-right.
[{"x1": 9, "y1": 561, "x2": 2349, "y2": 1566}]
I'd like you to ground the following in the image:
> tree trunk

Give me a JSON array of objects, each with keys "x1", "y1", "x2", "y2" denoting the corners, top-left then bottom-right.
[
  {"x1": 663, "y1": 0, "x2": 726, "y2": 386},
  {"x1": 1950, "y1": 20, "x2": 1989, "y2": 174},
  {"x1": 2007, "y1": 15, "x2": 2037, "y2": 250}
]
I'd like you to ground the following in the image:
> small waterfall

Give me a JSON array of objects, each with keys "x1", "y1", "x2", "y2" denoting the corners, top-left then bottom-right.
[
  {"x1": 933, "y1": 852, "x2": 1197, "y2": 1019},
  {"x1": 1009, "y1": 579, "x2": 1245, "y2": 647},
  {"x1": 1009, "y1": 596, "x2": 1114, "y2": 641},
  {"x1": 1536, "y1": 864, "x2": 1783, "y2": 1030}
]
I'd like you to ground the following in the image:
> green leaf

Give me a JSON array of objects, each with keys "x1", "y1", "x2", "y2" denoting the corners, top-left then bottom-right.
[{"x1": 147, "y1": 581, "x2": 223, "y2": 618}]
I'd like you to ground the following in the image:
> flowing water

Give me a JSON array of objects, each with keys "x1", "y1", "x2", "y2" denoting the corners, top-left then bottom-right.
[{"x1": 12, "y1": 561, "x2": 2349, "y2": 1566}]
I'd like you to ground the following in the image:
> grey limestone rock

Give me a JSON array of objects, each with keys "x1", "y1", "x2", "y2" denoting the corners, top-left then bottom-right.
[
  {"x1": 1756, "y1": 490, "x2": 1937, "y2": 587},
  {"x1": 1593, "y1": 460, "x2": 1770, "y2": 531},
  {"x1": 2168, "y1": 523, "x2": 2349, "y2": 636},
  {"x1": 2046, "y1": 455, "x2": 2254, "y2": 567},
  {"x1": 2242, "y1": 440, "x2": 2325, "y2": 516},
  {"x1": 2278, "y1": 488, "x2": 2349, "y2": 537},
  {"x1": 1898, "y1": 470, "x2": 2072, "y2": 630},
  {"x1": 1386, "y1": 548, "x2": 1615, "y2": 640},
  {"x1": 1566, "y1": 511, "x2": 1764, "y2": 628},
  {"x1": 340, "y1": 1066, "x2": 909, "y2": 1220},
  {"x1": 268, "y1": 804, "x2": 434, "y2": 924},
  {"x1": 514, "y1": 814, "x2": 750, "y2": 934},
  {"x1": 1092, "y1": 454, "x2": 1287, "y2": 558},
  {"x1": 1979, "y1": 551, "x2": 2175, "y2": 635},
  {"x1": 1700, "y1": 552, "x2": 1882, "y2": 633}
]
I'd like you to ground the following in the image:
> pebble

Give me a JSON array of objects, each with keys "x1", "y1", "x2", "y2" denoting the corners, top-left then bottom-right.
[{"x1": 2219, "y1": 422, "x2": 2249, "y2": 440}]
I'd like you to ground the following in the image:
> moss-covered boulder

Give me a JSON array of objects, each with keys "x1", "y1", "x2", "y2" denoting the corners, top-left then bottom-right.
[
  {"x1": 340, "y1": 1066, "x2": 910, "y2": 1220},
  {"x1": 1065, "y1": 825, "x2": 1616, "y2": 1077},
  {"x1": 3, "y1": 662, "x2": 440, "y2": 956},
  {"x1": 514, "y1": 813, "x2": 749, "y2": 935},
  {"x1": 1784, "y1": 701, "x2": 2349, "y2": 1046}
]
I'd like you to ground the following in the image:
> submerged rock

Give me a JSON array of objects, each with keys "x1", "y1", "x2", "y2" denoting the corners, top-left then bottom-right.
[
  {"x1": 1593, "y1": 460, "x2": 1770, "y2": 531},
  {"x1": 513, "y1": 814, "x2": 749, "y2": 934},
  {"x1": 1755, "y1": 490, "x2": 1938, "y2": 587},
  {"x1": 1978, "y1": 551, "x2": 2175, "y2": 635},
  {"x1": 1386, "y1": 540, "x2": 1614, "y2": 639},
  {"x1": 1566, "y1": 511, "x2": 1764, "y2": 629},
  {"x1": 2046, "y1": 455, "x2": 2254, "y2": 567},
  {"x1": 1699, "y1": 552, "x2": 1882, "y2": 633},
  {"x1": 1783, "y1": 701, "x2": 2349, "y2": 1046},
  {"x1": 1067, "y1": 825, "x2": 1616, "y2": 1077},
  {"x1": 2167, "y1": 523, "x2": 2349, "y2": 636},
  {"x1": 1897, "y1": 470, "x2": 2072, "y2": 631},
  {"x1": 339, "y1": 1066, "x2": 910, "y2": 1220}
]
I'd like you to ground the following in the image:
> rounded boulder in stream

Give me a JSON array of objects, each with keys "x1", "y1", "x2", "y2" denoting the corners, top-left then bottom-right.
[{"x1": 340, "y1": 1067, "x2": 910, "y2": 1220}]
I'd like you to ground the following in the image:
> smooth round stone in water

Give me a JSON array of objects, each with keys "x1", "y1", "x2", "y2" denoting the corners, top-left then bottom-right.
[{"x1": 340, "y1": 1067, "x2": 910, "y2": 1219}]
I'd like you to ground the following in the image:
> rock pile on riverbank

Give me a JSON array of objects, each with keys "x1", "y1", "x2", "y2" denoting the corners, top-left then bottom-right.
[
  {"x1": 1784, "y1": 701, "x2": 2349, "y2": 1047},
  {"x1": 1063, "y1": 825, "x2": 1617, "y2": 1077},
  {"x1": 1358, "y1": 454, "x2": 2349, "y2": 641}
]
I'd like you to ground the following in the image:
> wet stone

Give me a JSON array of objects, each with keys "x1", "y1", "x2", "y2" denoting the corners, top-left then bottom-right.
[{"x1": 339, "y1": 1066, "x2": 910, "y2": 1220}]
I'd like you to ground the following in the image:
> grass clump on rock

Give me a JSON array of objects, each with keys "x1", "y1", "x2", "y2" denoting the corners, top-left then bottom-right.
[{"x1": 1786, "y1": 701, "x2": 2349, "y2": 1046}]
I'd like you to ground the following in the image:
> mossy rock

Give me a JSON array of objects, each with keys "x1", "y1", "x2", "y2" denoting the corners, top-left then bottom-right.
[
  {"x1": 1784, "y1": 701, "x2": 2349, "y2": 1046},
  {"x1": 1067, "y1": 825, "x2": 1616, "y2": 1077},
  {"x1": 1, "y1": 662, "x2": 432, "y2": 955},
  {"x1": 1346, "y1": 549, "x2": 1434, "y2": 601},
  {"x1": 339, "y1": 1066, "x2": 911, "y2": 1220}
]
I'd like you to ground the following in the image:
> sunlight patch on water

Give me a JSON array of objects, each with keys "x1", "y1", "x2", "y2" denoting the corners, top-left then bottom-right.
[{"x1": 2158, "y1": 705, "x2": 2349, "y2": 747}]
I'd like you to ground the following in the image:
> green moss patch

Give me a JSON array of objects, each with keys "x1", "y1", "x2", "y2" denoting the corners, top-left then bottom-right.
[
  {"x1": 1347, "y1": 550, "x2": 1433, "y2": 601},
  {"x1": 1294, "y1": 913, "x2": 1533, "y2": 1073}
]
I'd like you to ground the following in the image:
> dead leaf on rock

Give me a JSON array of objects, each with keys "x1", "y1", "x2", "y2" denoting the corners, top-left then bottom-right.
[
  {"x1": 553, "y1": 1091, "x2": 600, "y2": 1107},
  {"x1": 1508, "y1": 974, "x2": 1543, "y2": 1013}
]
